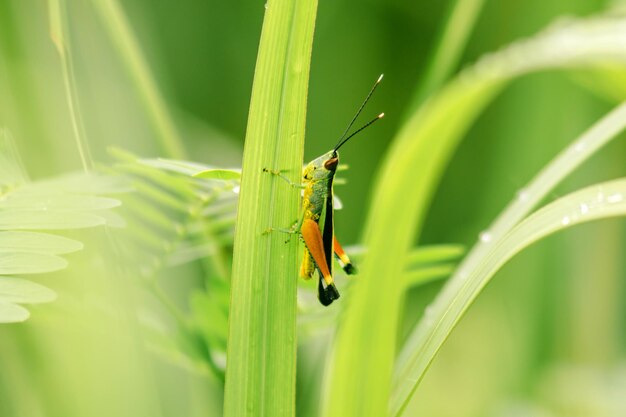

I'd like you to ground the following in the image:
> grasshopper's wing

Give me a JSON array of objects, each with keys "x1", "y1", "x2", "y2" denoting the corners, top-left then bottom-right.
[{"x1": 321, "y1": 189, "x2": 334, "y2": 276}]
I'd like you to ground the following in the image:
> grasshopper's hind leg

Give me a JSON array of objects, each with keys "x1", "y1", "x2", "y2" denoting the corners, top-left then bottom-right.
[
  {"x1": 333, "y1": 236, "x2": 357, "y2": 275},
  {"x1": 301, "y1": 219, "x2": 340, "y2": 306}
]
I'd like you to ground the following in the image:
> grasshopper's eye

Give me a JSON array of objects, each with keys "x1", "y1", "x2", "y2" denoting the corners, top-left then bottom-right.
[{"x1": 324, "y1": 157, "x2": 338, "y2": 170}]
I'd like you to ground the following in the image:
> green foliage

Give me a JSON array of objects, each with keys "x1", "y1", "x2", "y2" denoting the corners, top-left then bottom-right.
[
  {"x1": 1, "y1": 1, "x2": 626, "y2": 417},
  {"x1": 107, "y1": 149, "x2": 237, "y2": 381},
  {"x1": 0, "y1": 131, "x2": 122, "y2": 322},
  {"x1": 392, "y1": 102, "x2": 626, "y2": 416},
  {"x1": 90, "y1": 0, "x2": 187, "y2": 159},
  {"x1": 326, "y1": 10, "x2": 626, "y2": 417}
]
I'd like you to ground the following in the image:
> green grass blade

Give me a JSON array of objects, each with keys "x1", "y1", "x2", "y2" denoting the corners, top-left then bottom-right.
[
  {"x1": 90, "y1": 0, "x2": 187, "y2": 158},
  {"x1": 405, "y1": 0, "x2": 486, "y2": 114},
  {"x1": 48, "y1": 0, "x2": 93, "y2": 171},
  {"x1": 392, "y1": 100, "x2": 626, "y2": 415},
  {"x1": 393, "y1": 179, "x2": 626, "y2": 414},
  {"x1": 223, "y1": 0, "x2": 318, "y2": 416},
  {"x1": 404, "y1": 244, "x2": 465, "y2": 267},
  {"x1": 403, "y1": 264, "x2": 456, "y2": 289},
  {"x1": 323, "y1": 13, "x2": 626, "y2": 417}
]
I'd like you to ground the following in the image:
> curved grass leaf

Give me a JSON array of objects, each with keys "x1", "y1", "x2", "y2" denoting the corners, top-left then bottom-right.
[
  {"x1": 392, "y1": 179, "x2": 626, "y2": 415},
  {"x1": 404, "y1": 244, "x2": 465, "y2": 268},
  {"x1": 403, "y1": 264, "x2": 456, "y2": 289},
  {"x1": 406, "y1": 0, "x2": 486, "y2": 114},
  {"x1": 391, "y1": 100, "x2": 626, "y2": 415},
  {"x1": 324, "y1": 11, "x2": 626, "y2": 417}
]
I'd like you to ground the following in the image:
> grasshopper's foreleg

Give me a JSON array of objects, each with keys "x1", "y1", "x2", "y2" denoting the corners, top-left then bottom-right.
[
  {"x1": 262, "y1": 225, "x2": 297, "y2": 244},
  {"x1": 262, "y1": 207, "x2": 306, "y2": 243},
  {"x1": 262, "y1": 168, "x2": 306, "y2": 189}
]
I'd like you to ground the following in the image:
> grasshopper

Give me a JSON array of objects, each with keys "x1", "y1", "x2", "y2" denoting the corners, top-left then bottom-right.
[{"x1": 265, "y1": 74, "x2": 384, "y2": 306}]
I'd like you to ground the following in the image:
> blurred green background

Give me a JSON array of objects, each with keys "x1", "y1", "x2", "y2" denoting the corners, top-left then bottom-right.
[{"x1": 1, "y1": 0, "x2": 625, "y2": 416}]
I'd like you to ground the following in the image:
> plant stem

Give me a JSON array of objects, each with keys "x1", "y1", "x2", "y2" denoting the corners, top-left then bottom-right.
[
  {"x1": 405, "y1": 0, "x2": 486, "y2": 115},
  {"x1": 49, "y1": 0, "x2": 94, "y2": 172},
  {"x1": 90, "y1": 0, "x2": 187, "y2": 159}
]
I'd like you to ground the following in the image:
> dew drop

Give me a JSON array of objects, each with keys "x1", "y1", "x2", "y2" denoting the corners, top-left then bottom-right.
[
  {"x1": 561, "y1": 216, "x2": 571, "y2": 226},
  {"x1": 479, "y1": 231, "x2": 492, "y2": 243},
  {"x1": 573, "y1": 142, "x2": 586, "y2": 152},
  {"x1": 579, "y1": 203, "x2": 589, "y2": 215},
  {"x1": 213, "y1": 352, "x2": 227, "y2": 369},
  {"x1": 233, "y1": 185, "x2": 240, "y2": 194},
  {"x1": 516, "y1": 189, "x2": 530, "y2": 202},
  {"x1": 607, "y1": 193, "x2": 624, "y2": 204},
  {"x1": 264, "y1": 2, "x2": 268, "y2": 9}
]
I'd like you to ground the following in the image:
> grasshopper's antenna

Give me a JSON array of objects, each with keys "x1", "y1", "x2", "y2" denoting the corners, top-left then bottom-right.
[
  {"x1": 333, "y1": 74, "x2": 383, "y2": 150},
  {"x1": 334, "y1": 113, "x2": 384, "y2": 152}
]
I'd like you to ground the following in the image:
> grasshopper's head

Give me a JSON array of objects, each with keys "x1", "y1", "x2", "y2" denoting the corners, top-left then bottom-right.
[{"x1": 303, "y1": 150, "x2": 339, "y2": 181}]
